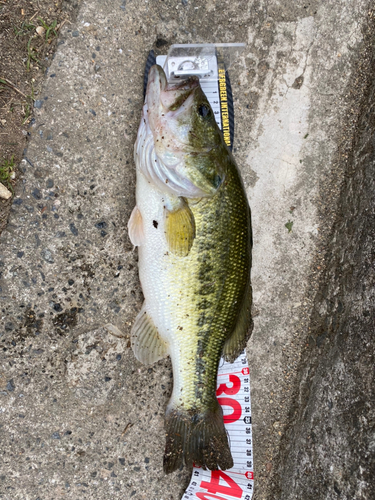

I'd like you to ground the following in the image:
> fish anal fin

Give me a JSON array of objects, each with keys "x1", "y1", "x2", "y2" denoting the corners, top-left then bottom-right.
[
  {"x1": 222, "y1": 283, "x2": 254, "y2": 363},
  {"x1": 131, "y1": 305, "x2": 168, "y2": 365},
  {"x1": 164, "y1": 199, "x2": 195, "y2": 257},
  {"x1": 128, "y1": 205, "x2": 144, "y2": 246},
  {"x1": 163, "y1": 400, "x2": 233, "y2": 474}
]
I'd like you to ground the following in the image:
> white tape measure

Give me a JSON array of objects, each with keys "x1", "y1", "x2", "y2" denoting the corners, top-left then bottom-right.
[{"x1": 156, "y1": 47, "x2": 254, "y2": 500}]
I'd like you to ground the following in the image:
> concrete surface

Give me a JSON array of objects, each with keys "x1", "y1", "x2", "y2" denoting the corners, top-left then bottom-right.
[
  {"x1": 0, "y1": 1, "x2": 374, "y2": 499},
  {"x1": 276, "y1": 66, "x2": 375, "y2": 499}
]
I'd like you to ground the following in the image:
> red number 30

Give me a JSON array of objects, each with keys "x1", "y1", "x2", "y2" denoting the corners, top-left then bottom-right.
[
  {"x1": 216, "y1": 374, "x2": 241, "y2": 396},
  {"x1": 216, "y1": 374, "x2": 242, "y2": 424}
]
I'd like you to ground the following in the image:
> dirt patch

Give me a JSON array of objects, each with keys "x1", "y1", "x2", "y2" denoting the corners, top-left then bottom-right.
[
  {"x1": 0, "y1": 0, "x2": 81, "y2": 235},
  {"x1": 52, "y1": 307, "x2": 79, "y2": 335}
]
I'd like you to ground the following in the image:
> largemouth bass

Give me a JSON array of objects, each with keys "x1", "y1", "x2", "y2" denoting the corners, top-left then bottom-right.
[{"x1": 128, "y1": 65, "x2": 253, "y2": 474}]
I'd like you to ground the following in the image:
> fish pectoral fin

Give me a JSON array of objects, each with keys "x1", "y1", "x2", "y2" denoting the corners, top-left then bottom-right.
[
  {"x1": 222, "y1": 282, "x2": 254, "y2": 363},
  {"x1": 164, "y1": 198, "x2": 196, "y2": 257},
  {"x1": 131, "y1": 305, "x2": 168, "y2": 365},
  {"x1": 128, "y1": 205, "x2": 144, "y2": 246}
]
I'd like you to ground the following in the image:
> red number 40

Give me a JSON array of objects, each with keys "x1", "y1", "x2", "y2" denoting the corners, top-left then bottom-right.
[{"x1": 198, "y1": 470, "x2": 242, "y2": 499}]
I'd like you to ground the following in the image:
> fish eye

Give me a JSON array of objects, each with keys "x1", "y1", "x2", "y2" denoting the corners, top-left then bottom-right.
[{"x1": 198, "y1": 104, "x2": 211, "y2": 118}]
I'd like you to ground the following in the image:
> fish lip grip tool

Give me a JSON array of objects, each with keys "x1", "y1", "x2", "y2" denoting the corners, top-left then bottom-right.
[
  {"x1": 144, "y1": 43, "x2": 254, "y2": 500},
  {"x1": 144, "y1": 43, "x2": 245, "y2": 152}
]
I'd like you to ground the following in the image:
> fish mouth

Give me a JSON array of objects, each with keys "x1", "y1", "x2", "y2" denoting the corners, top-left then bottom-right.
[
  {"x1": 146, "y1": 65, "x2": 199, "y2": 114},
  {"x1": 147, "y1": 64, "x2": 168, "y2": 96}
]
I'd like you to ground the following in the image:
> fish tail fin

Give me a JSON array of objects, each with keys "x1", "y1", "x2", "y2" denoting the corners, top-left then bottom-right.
[{"x1": 163, "y1": 400, "x2": 233, "y2": 474}]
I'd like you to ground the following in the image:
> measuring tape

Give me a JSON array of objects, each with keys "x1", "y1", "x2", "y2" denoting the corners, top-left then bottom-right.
[{"x1": 142, "y1": 47, "x2": 254, "y2": 500}]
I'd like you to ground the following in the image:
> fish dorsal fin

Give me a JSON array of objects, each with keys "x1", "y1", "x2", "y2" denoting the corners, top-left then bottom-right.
[
  {"x1": 164, "y1": 198, "x2": 196, "y2": 257},
  {"x1": 128, "y1": 205, "x2": 144, "y2": 246},
  {"x1": 222, "y1": 282, "x2": 254, "y2": 363},
  {"x1": 131, "y1": 305, "x2": 168, "y2": 365}
]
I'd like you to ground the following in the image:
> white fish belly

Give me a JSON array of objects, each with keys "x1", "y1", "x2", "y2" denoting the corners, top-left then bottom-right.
[{"x1": 136, "y1": 170, "x2": 201, "y2": 410}]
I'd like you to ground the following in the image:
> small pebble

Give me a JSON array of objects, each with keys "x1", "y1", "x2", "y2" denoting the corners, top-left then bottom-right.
[
  {"x1": 69, "y1": 223, "x2": 78, "y2": 236},
  {"x1": 6, "y1": 380, "x2": 15, "y2": 392},
  {"x1": 31, "y1": 188, "x2": 42, "y2": 200},
  {"x1": 41, "y1": 248, "x2": 54, "y2": 263},
  {"x1": 0, "y1": 183, "x2": 12, "y2": 200}
]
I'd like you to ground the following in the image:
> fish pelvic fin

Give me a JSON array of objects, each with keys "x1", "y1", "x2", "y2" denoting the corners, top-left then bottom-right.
[
  {"x1": 163, "y1": 401, "x2": 233, "y2": 474},
  {"x1": 128, "y1": 205, "x2": 144, "y2": 246},
  {"x1": 222, "y1": 281, "x2": 254, "y2": 363},
  {"x1": 131, "y1": 304, "x2": 168, "y2": 365},
  {"x1": 164, "y1": 198, "x2": 196, "y2": 257}
]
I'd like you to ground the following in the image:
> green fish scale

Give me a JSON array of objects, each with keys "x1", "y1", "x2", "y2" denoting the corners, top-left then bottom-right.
[{"x1": 187, "y1": 148, "x2": 251, "y2": 411}]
